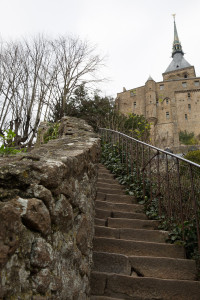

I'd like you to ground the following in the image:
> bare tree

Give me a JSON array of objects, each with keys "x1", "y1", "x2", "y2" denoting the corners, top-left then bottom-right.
[
  {"x1": 0, "y1": 35, "x2": 105, "y2": 146},
  {"x1": 50, "y1": 36, "x2": 105, "y2": 118}
]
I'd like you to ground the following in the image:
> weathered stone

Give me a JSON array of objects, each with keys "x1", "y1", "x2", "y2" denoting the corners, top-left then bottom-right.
[
  {"x1": 0, "y1": 202, "x2": 23, "y2": 267},
  {"x1": 53, "y1": 194, "x2": 73, "y2": 230},
  {"x1": 18, "y1": 197, "x2": 51, "y2": 236},
  {"x1": 76, "y1": 217, "x2": 90, "y2": 255},
  {"x1": 30, "y1": 237, "x2": 53, "y2": 268},
  {"x1": 32, "y1": 268, "x2": 51, "y2": 294},
  {"x1": 0, "y1": 117, "x2": 99, "y2": 299},
  {"x1": 27, "y1": 184, "x2": 55, "y2": 213}
]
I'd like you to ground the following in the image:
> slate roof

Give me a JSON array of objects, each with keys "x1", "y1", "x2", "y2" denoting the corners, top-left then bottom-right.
[{"x1": 164, "y1": 53, "x2": 191, "y2": 73}]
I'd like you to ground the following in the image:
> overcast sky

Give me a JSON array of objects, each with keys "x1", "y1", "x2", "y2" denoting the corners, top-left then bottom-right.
[{"x1": 0, "y1": 0, "x2": 200, "y2": 97}]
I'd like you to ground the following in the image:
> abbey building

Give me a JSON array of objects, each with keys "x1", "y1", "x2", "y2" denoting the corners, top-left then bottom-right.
[{"x1": 115, "y1": 17, "x2": 200, "y2": 151}]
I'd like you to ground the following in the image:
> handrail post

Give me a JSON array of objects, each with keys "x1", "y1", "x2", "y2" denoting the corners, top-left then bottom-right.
[
  {"x1": 189, "y1": 164, "x2": 200, "y2": 253},
  {"x1": 157, "y1": 151, "x2": 161, "y2": 217},
  {"x1": 176, "y1": 158, "x2": 185, "y2": 243}
]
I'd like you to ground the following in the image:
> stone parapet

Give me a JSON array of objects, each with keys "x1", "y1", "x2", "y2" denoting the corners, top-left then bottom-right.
[{"x1": 0, "y1": 117, "x2": 100, "y2": 300}]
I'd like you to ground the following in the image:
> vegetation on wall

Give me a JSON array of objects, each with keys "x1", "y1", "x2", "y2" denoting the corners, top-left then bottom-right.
[
  {"x1": 0, "y1": 129, "x2": 24, "y2": 155},
  {"x1": 179, "y1": 130, "x2": 199, "y2": 145}
]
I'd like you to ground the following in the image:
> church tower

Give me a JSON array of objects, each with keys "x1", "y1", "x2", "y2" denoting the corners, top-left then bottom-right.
[
  {"x1": 163, "y1": 15, "x2": 196, "y2": 81},
  {"x1": 116, "y1": 15, "x2": 200, "y2": 152}
]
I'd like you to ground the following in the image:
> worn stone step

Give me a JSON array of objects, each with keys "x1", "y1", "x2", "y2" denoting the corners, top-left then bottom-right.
[
  {"x1": 97, "y1": 182, "x2": 124, "y2": 190},
  {"x1": 93, "y1": 237, "x2": 185, "y2": 259},
  {"x1": 91, "y1": 272, "x2": 200, "y2": 300},
  {"x1": 95, "y1": 218, "x2": 106, "y2": 226},
  {"x1": 94, "y1": 226, "x2": 169, "y2": 243},
  {"x1": 97, "y1": 188, "x2": 125, "y2": 195},
  {"x1": 107, "y1": 217, "x2": 159, "y2": 230},
  {"x1": 98, "y1": 166, "x2": 111, "y2": 172},
  {"x1": 93, "y1": 252, "x2": 197, "y2": 281},
  {"x1": 91, "y1": 296, "x2": 123, "y2": 300},
  {"x1": 97, "y1": 178, "x2": 119, "y2": 185},
  {"x1": 98, "y1": 173, "x2": 115, "y2": 180},
  {"x1": 95, "y1": 200, "x2": 144, "y2": 213},
  {"x1": 95, "y1": 226, "x2": 169, "y2": 243},
  {"x1": 95, "y1": 209, "x2": 147, "y2": 220},
  {"x1": 96, "y1": 192, "x2": 136, "y2": 204}
]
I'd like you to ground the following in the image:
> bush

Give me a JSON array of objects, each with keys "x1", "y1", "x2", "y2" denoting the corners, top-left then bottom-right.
[
  {"x1": 184, "y1": 150, "x2": 200, "y2": 165},
  {"x1": 179, "y1": 130, "x2": 199, "y2": 145}
]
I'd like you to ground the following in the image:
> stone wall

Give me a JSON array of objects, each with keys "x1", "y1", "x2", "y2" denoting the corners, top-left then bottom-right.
[{"x1": 0, "y1": 117, "x2": 100, "y2": 300}]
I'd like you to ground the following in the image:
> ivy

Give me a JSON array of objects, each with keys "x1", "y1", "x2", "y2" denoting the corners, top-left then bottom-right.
[{"x1": 101, "y1": 140, "x2": 200, "y2": 275}]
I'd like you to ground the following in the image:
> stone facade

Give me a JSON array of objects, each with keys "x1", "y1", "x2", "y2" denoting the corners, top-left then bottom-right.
[
  {"x1": 115, "y1": 19, "x2": 200, "y2": 151},
  {"x1": 0, "y1": 117, "x2": 100, "y2": 300}
]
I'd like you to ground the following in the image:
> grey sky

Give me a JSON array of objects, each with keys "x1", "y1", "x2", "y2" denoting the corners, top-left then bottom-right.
[{"x1": 0, "y1": 0, "x2": 200, "y2": 97}]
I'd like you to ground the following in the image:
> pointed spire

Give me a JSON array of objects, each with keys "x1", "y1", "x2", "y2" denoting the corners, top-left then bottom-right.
[
  {"x1": 172, "y1": 14, "x2": 184, "y2": 57},
  {"x1": 146, "y1": 75, "x2": 154, "y2": 82}
]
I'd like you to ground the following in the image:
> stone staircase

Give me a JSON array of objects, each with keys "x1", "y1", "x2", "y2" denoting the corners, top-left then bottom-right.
[{"x1": 90, "y1": 164, "x2": 200, "y2": 300}]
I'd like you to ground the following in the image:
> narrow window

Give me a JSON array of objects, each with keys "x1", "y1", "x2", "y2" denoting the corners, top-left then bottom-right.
[
  {"x1": 182, "y1": 82, "x2": 187, "y2": 88},
  {"x1": 194, "y1": 81, "x2": 200, "y2": 87},
  {"x1": 166, "y1": 99, "x2": 169, "y2": 104},
  {"x1": 188, "y1": 104, "x2": 191, "y2": 111},
  {"x1": 160, "y1": 85, "x2": 164, "y2": 90},
  {"x1": 166, "y1": 112, "x2": 169, "y2": 119},
  {"x1": 156, "y1": 100, "x2": 158, "y2": 105},
  {"x1": 185, "y1": 114, "x2": 188, "y2": 120},
  {"x1": 134, "y1": 102, "x2": 136, "y2": 108},
  {"x1": 188, "y1": 92, "x2": 191, "y2": 98}
]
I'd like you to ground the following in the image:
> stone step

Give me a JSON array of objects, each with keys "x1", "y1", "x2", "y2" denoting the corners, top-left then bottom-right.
[
  {"x1": 95, "y1": 218, "x2": 106, "y2": 226},
  {"x1": 93, "y1": 252, "x2": 197, "y2": 281},
  {"x1": 97, "y1": 182, "x2": 124, "y2": 190},
  {"x1": 91, "y1": 272, "x2": 200, "y2": 300},
  {"x1": 91, "y1": 297, "x2": 123, "y2": 300},
  {"x1": 97, "y1": 178, "x2": 119, "y2": 185},
  {"x1": 97, "y1": 188, "x2": 125, "y2": 195},
  {"x1": 93, "y1": 237, "x2": 185, "y2": 259},
  {"x1": 98, "y1": 166, "x2": 111, "y2": 172},
  {"x1": 95, "y1": 209, "x2": 147, "y2": 220},
  {"x1": 94, "y1": 226, "x2": 169, "y2": 243},
  {"x1": 95, "y1": 200, "x2": 144, "y2": 213},
  {"x1": 96, "y1": 192, "x2": 136, "y2": 204},
  {"x1": 98, "y1": 173, "x2": 115, "y2": 180},
  {"x1": 107, "y1": 217, "x2": 159, "y2": 230}
]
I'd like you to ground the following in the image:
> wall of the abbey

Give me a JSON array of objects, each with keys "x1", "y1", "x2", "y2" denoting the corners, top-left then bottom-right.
[{"x1": 116, "y1": 76, "x2": 200, "y2": 151}]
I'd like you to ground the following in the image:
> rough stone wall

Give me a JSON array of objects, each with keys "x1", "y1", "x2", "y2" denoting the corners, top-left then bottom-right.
[{"x1": 0, "y1": 117, "x2": 100, "y2": 300}]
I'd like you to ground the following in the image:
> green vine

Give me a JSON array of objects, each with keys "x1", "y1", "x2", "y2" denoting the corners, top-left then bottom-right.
[{"x1": 101, "y1": 140, "x2": 200, "y2": 275}]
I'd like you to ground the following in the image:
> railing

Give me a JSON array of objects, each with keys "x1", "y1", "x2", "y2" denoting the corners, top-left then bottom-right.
[{"x1": 100, "y1": 128, "x2": 200, "y2": 253}]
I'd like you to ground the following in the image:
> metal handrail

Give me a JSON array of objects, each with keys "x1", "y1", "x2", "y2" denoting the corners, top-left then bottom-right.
[
  {"x1": 99, "y1": 128, "x2": 200, "y2": 168},
  {"x1": 99, "y1": 128, "x2": 200, "y2": 254}
]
